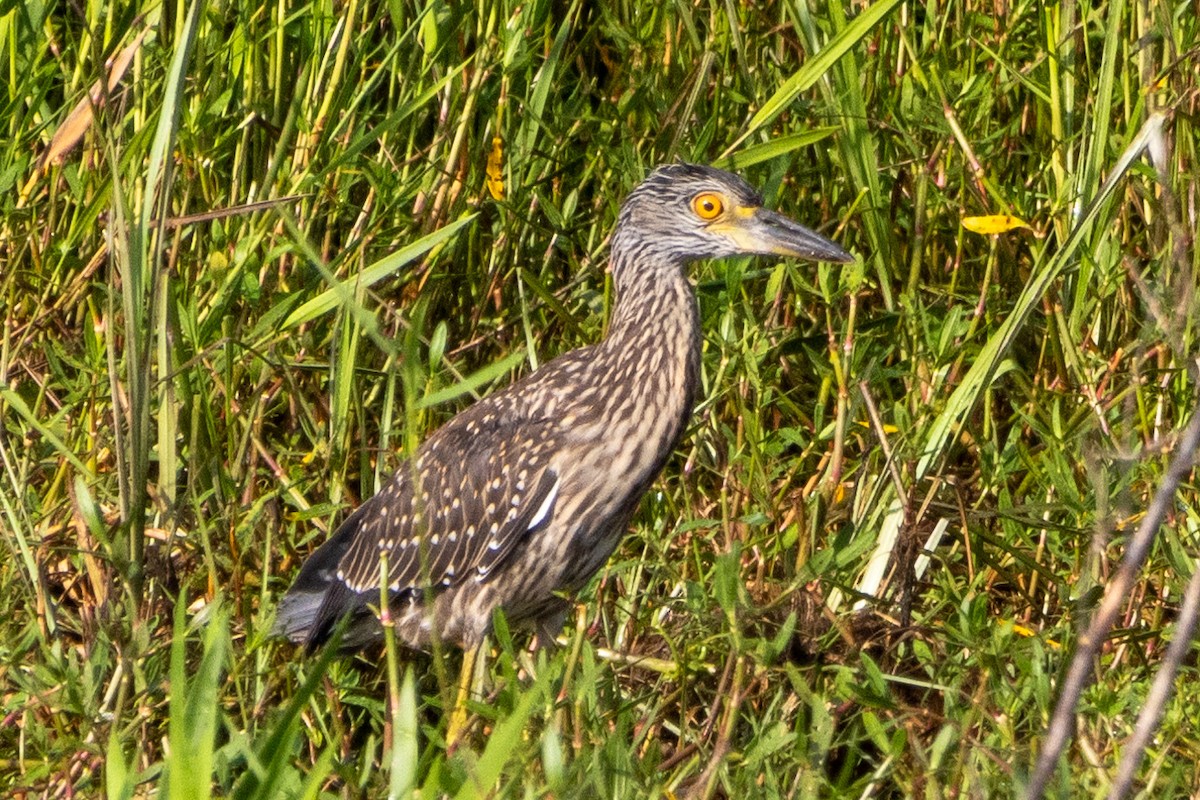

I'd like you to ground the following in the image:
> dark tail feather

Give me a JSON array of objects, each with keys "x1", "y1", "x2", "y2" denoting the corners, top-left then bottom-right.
[{"x1": 273, "y1": 521, "x2": 363, "y2": 649}]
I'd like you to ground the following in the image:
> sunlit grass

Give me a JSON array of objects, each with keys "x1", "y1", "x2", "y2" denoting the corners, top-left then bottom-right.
[{"x1": 2, "y1": 0, "x2": 1198, "y2": 797}]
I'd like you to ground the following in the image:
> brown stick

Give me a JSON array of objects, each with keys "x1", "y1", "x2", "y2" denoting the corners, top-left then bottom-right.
[{"x1": 1026, "y1": 402, "x2": 1200, "y2": 798}]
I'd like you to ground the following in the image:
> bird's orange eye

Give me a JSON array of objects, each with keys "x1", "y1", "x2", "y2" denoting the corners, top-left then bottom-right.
[{"x1": 691, "y1": 192, "x2": 724, "y2": 220}]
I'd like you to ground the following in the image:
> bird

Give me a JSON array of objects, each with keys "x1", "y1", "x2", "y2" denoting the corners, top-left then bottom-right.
[{"x1": 275, "y1": 163, "x2": 852, "y2": 660}]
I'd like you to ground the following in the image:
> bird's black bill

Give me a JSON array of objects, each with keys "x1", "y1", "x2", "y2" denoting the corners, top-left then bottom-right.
[{"x1": 751, "y1": 208, "x2": 853, "y2": 264}]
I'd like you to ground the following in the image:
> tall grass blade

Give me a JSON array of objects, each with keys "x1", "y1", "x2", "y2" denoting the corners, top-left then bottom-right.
[
  {"x1": 231, "y1": 640, "x2": 342, "y2": 800},
  {"x1": 717, "y1": 128, "x2": 839, "y2": 171},
  {"x1": 280, "y1": 214, "x2": 477, "y2": 331},
  {"x1": 726, "y1": 0, "x2": 904, "y2": 154},
  {"x1": 108, "y1": 0, "x2": 202, "y2": 601},
  {"x1": 452, "y1": 670, "x2": 549, "y2": 800},
  {"x1": 1067, "y1": 0, "x2": 1126, "y2": 329},
  {"x1": 914, "y1": 113, "x2": 1166, "y2": 482},
  {"x1": 416, "y1": 349, "x2": 528, "y2": 409},
  {"x1": 161, "y1": 597, "x2": 227, "y2": 800},
  {"x1": 388, "y1": 667, "x2": 419, "y2": 799}
]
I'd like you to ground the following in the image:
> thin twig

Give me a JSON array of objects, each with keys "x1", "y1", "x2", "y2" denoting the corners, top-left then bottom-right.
[
  {"x1": 1106, "y1": 555, "x2": 1200, "y2": 799},
  {"x1": 1027, "y1": 401, "x2": 1200, "y2": 798},
  {"x1": 859, "y1": 380, "x2": 906, "y2": 501}
]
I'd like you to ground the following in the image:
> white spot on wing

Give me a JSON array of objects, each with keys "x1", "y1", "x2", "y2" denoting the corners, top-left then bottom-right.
[{"x1": 528, "y1": 472, "x2": 560, "y2": 529}]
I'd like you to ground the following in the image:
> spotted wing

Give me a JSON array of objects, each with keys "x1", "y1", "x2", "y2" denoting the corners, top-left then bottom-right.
[
  {"x1": 335, "y1": 423, "x2": 561, "y2": 592},
  {"x1": 279, "y1": 408, "x2": 561, "y2": 647}
]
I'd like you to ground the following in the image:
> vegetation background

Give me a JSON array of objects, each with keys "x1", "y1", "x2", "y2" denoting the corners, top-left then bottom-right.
[{"x1": 2, "y1": 0, "x2": 1198, "y2": 796}]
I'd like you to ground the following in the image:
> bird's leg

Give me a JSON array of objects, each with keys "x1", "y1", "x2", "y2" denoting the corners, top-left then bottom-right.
[
  {"x1": 531, "y1": 598, "x2": 571, "y2": 652},
  {"x1": 446, "y1": 642, "x2": 484, "y2": 748},
  {"x1": 518, "y1": 599, "x2": 572, "y2": 682}
]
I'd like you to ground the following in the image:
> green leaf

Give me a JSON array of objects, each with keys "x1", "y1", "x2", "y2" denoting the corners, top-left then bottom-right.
[
  {"x1": 416, "y1": 349, "x2": 528, "y2": 409},
  {"x1": 718, "y1": 128, "x2": 840, "y2": 170},
  {"x1": 726, "y1": 0, "x2": 905, "y2": 152},
  {"x1": 281, "y1": 214, "x2": 477, "y2": 330}
]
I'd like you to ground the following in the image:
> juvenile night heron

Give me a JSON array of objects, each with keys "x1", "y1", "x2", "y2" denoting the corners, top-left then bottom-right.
[{"x1": 276, "y1": 163, "x2": 851, "y2": 662}]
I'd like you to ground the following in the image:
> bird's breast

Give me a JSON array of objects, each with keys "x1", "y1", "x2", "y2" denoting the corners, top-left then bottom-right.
[{"x1": 536, "y1": 299, "x2": 700, "y2": 588}]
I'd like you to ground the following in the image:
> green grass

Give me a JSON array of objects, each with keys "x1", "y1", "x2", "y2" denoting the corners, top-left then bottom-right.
[{"x1": 2, "y1": 0, "x2": 1199, "y2": 797}]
